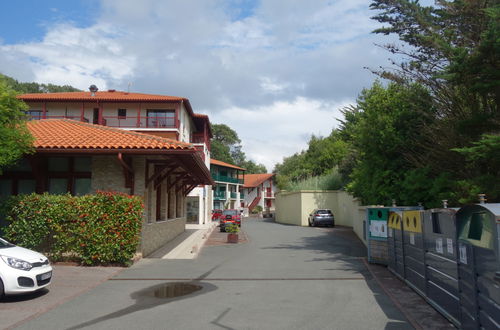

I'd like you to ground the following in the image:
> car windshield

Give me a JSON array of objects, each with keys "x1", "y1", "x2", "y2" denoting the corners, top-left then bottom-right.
[
  {"x1": 317, "y1": 210, "x2": 332, "y2": 214},
  {"x1": 223, "y1": 210, "x2": 238, "y2": 216},
  {"x1": 0, "y1": 237, "x2": 14, "y2": 248}
]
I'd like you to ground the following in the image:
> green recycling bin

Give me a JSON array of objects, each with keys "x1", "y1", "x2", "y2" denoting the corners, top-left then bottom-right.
[{"x1": 456, "y1": 203, "x2": 500, "y2": 329}]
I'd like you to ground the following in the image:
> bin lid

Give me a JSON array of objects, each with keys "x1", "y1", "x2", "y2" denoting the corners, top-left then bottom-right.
[{"x1": 457, "y1": 203, "x2": 500, "y2": 249}]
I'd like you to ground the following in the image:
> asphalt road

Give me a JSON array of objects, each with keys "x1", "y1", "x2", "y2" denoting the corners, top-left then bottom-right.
[{"x1": 14, "y1": 218, "x2": 413, "y2": 330}]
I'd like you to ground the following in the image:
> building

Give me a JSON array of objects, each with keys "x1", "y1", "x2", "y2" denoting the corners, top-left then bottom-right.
[
  {"x1": 210, "y1": 159, "x2": 245, "y2": 210},
  {"x1": 241, "y1": 174, "x2": 276, "y2": 213},
  {"x1": 0, "y1": 119, "x2": 213, "y2": 256},
  {"x1": 16, "y1": 87, "x2": 213, "y2": 225}
]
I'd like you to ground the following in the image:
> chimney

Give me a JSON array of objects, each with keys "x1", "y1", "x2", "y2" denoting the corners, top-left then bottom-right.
[{"x1": 89, "y1": 85, "x2": 98, "y2": 97}]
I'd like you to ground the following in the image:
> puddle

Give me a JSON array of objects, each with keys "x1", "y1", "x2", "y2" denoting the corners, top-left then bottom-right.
[{"x1": 153, "y1": 282, "x2": 203, "y2": 299}]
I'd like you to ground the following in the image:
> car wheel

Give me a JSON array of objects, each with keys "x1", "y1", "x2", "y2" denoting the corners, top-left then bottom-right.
[
  {"x1": 0, "y1": 278, "x2": 4, "y2": 300},
  {"x1": 308, "y1": 219, "x2": 312, "y2": 227},
  {"x1": 312, "y1": 221, "x2": 316, "y2": 227}
]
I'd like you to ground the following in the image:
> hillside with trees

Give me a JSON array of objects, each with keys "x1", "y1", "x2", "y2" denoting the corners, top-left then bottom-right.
[
  {"x1": 274, "y1": 0, "x2": 499, "y2": 207},
  {"x1": 0, "y1": 73, "x2": 81, "y2": 93}
]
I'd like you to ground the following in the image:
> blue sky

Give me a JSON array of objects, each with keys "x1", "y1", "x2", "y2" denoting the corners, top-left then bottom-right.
[
  {"x1": 0, "y1": 1, "x2": 396, "y2": 170},
  {"x1": 0, "y1": 1, "x2": 99, "y2": 44}
]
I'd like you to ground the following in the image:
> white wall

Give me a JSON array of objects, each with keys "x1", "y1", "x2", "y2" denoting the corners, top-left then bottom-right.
[{"x1": 275, "y1": 190, "x2": 366, "y2": 246}]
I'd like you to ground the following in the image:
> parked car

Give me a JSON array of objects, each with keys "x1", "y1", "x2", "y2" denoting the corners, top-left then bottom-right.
[
  {"x1": 308, "y1": 209, "x2": 335, "y2": 227},
  {"x1": 220, "y1": 209, "x2": 242, "y2": 232},
  {"x1": 0, "y1": 237, "x2": 52, "y2": 299},
  {"x1": 211, "y1": 209, "x2": 223, "y2": 221}
]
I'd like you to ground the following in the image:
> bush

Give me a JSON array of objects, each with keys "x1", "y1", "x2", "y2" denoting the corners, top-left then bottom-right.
[
  {"x1": 225, "y1": 222, "x2": 239, "y2": 233},
  {"x1": 3, "y1": 191, "x2": 143, "y2": 266},
  {"x1": 252, "y1": 205, "x2": 263, "y2": 214}
]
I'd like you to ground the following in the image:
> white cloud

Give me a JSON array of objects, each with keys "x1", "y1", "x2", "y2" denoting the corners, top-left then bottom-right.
[
  {"x1": 0, "y1": 0, "x2": 397, "y2": 168},
  {"x1": 209, "y1": 97, "x2": 352, "y2": 171}
]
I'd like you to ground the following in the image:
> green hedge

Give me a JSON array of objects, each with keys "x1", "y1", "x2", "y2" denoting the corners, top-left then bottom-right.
[{"x1": 2, "y1": 191, "x2": 143, "y2": 266}]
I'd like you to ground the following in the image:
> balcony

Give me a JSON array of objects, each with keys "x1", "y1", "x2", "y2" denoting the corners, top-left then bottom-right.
[
  {"x1": 26, "y1": 114, "x2": 89, "y2": 122},
  {"x1": 26, "y1": 114, "x2": 180, "y2": 129},
  {"x1": 264, "y1": 191, "x2": 275, "y2": 198},
  {"x1": 211, "y1": 174, "x2": 244, "y2": 184},
  {"x1": 101, "y1": 116, "x2": 176, "y2": 129},
  {"x1": 230, "y1": 192, "x2": 237, "y2": 199},
  {"x1": 214, "y1": 191, "x2": 226, "y2": 200}
]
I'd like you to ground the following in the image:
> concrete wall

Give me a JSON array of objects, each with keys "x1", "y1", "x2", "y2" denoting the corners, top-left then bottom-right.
[{"x1": 275, "y1": 190, "x2": 367, "y2": 246}]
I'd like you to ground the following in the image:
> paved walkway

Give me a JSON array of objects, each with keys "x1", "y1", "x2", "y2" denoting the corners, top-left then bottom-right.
[{"x1": 4, "y1": 218, "x2": 454, "y2": 329}]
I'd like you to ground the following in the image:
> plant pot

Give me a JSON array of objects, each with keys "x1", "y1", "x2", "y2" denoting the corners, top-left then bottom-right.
[{"x1": 227, "y1": 233, "x2": 239, "y2": 243}]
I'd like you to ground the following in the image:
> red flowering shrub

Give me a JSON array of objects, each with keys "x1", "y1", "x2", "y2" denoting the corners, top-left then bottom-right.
[{"x1": 2, "y1": 191, "x2": 143, "y2": 266}]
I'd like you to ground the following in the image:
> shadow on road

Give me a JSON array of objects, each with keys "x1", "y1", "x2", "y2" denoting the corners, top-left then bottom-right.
[
  {"x1": 260, "y1": 222, "x2": 413, "y2": 330},
  {"x1": 67, "y1": 266, "x2": 221, "y2": 330}
]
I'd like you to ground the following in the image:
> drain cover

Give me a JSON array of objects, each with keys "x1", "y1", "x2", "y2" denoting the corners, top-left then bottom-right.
[{"x1": 153, "y1": 282, "x2": 202, "y2": 299}]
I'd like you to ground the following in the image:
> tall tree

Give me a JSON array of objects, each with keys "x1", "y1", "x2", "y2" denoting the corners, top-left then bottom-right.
[
  {"x1": 0, "y1": 82, "x2": 33, "y2": 174},
  {"x1": 210, "y1": 123, "x2": 267, "y2": 173}
]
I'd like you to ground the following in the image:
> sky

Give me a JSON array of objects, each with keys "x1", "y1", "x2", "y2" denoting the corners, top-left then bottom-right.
[{"x1": 0, "y1": 0, "x2": 398, "y2": 171}]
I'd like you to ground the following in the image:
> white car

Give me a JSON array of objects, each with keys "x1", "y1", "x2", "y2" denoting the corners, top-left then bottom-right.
[{"x1": 0, "y1": 237, "x2": 52, "y2": 298}]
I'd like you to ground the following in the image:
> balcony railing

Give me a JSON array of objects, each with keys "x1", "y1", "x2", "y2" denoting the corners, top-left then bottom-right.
[
  {"x1": 211, "y1": 174, "x2": 244, "y2": 184},
  {"x1": 26, "y1": 115, "x2": 89, "y2": 122},
  {"x1": 214, "y1": 191, "x2": 226, "y2": 200},
  {"x1": 101, "y1": 116, "x2": 176, "y2": 128},
  {"x1": 25, "y1": 114, "x2": 177, "y2": 129}
]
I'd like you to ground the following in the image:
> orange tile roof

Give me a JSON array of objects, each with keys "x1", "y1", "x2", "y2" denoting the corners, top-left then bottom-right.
[
  {"x1": 19, "y1": 91, "x2": 185, "y2": 102},
  {"x1": 210, "y1": 159, "x2": 246, "y2": 171},
  {"x1": 243, "y1": 173, "x2": 275, "y2": 188},
  {"x1": 27, "y1": 119, "x2": 194, "y2": 152}
]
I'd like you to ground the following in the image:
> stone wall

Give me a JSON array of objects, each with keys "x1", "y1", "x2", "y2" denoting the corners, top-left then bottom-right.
[
  {"x1": 140, "y1": 218, "x2": 186, "y2": 257},
  {"x1": 91, "y1": 155, "x2": 187, "y2": 257}
]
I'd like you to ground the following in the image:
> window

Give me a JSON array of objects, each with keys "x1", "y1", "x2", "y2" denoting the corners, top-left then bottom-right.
[
  {"x1": 0, "y1": 180, "x2": 12, "y2": 196},
  {"x1": 118, "y1": 108, "x2": 127, "y2": 119},
  {"x1": 47, "y1": 156, "x2": 91, "y2": 195},
  {"x1": 25, "y1": 110, "x2": 42, "y2": 120},
  {"x1": 48, "y1": 157, "x2": 69, "y2": 172},
  {"x1": 74, "y1": 178, "x2": 91, "y2": 196},
  {"x1": 18, "y1": 179, "x2": 36, "y2": 194},
  {"x1": 49, "y1": 178, "x2": 68, "y2": 194},
  {"x1": 147, "y1": 109, "x2": 175, "y2": 128}
]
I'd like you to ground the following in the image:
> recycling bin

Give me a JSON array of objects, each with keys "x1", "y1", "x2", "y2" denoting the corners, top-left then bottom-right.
[
  {"x1": 422, "y1": 208, "x2": 460, "y2": 326},
  {"x1": 456, "y1": 203, "x2": 500, "y2": 330},
  {"x1": 402, "y1": 210, "x2": 426, "y2": 295},
  {"x1": 367, "y1": 206, "x2": 423, "y2": 266},
  {"x1": 387, "y1": 211, "x2": 405, "y2": 278},
  {"x1": 367, "y1": 207, "x2": 389, "y2": 264}
]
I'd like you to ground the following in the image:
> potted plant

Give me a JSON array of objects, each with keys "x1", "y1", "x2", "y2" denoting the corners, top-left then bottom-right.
[{"x1": 225, "y1": 222, "x2": 239, "y2": 243}]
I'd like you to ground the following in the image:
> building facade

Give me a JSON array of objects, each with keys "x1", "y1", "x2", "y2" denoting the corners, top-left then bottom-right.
[
  {"x1": 210, "y1": 159, "x2": 245, "y2": 210},
  {"x1": 0, "y1": 120, "x2": 213, "y2": 256},
  {"x1": 241, "y1": 174, "x2": 276, "y2": 213},
  {"x1": 16, "y1": 87, "x2": 213, "y2": 225}
]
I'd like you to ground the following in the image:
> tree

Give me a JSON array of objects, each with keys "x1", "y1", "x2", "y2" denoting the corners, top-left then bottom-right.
[
  {"x1": 345, "y1": 81, "x2": 442, "y2": 206},
  {"x1": 210, "y1": 123, "x2": 267, "y2": 173},
  {"x1": 0, "y1": 73, "x2": 81, "y2": 93},
  {"x1": 370, "y1": 0, "x2": 500, "y2": 170},
  {"x1": 0, "y1": 82, "x2": 33, "y2": 174}
]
